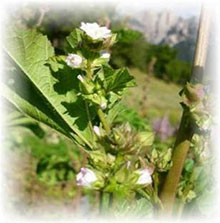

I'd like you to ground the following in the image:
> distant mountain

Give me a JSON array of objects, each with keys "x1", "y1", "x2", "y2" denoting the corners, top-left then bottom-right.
[{"x1": 116, "y1": 10, "x2": 199, "y2": 62}]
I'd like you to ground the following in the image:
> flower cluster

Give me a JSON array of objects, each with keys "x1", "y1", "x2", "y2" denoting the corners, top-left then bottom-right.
[
  {"x1": 63, "y1": 23, "x2": 119, "y2": 109},
  {"x1": 76, "y1": 167, "x2": 153, "y2": 188},
  {"x1": 148, "y1": 147, "x2": 172, "y2": 172}
]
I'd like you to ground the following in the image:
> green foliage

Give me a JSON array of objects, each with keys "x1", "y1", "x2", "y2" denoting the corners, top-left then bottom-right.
[
  {"x1": 4, "y1": 109, "x2": 45, "y2": 138},
  {"x1": 3, "y1": 26, "x2": 94, "y2": 148},
  {"x1": 146, "y1": 44, "x2": 177, "y2": 74},
  {"x1": 23, "y1": 135, "x2": 80, "y2": 186},
  {"x1": 180, "y1": 82, "x2": 212, "y2": 130},
  {"x1": 3, "y1": 24, "x2": 151, "y2": 200},
  {"x1": 110, "y1": 29, "x2": 149, "y2": 71},
  {"x1": 113, "y1": 198, "x2": 153, "y2": 218},
  {"x1": 177, "y1": 159, "x2": 213, "y2": 206},
  {"x1": 113, "y1": 104, "x2": 152, "y2": 131},
  {"x1": 114, "y1": 28, "x2": 143, "y2": 44},
  {"x1": 111, "y1": 29, "x2": 191, "y2": 85},
  {"x1": 148, "y1": 146, "x2": 173, "y2": 172},
  {"x1": 165, "y1": 60, "x2": 191, "y2": 84},
  {"x1": 11, "y1": 4, "x2": 192, "y2": 85},
  {"x1": 123, "y1": 68, "x2": 182, "y2": 125},
  {"x1": 66, "y1": 28, "x2": 83, "y2": 50},
  {"x1": 2, "y1": 16, "x2": 213, "y2": 219},
  {"x1": 102, "y1": 65, "x2": 136, "y2": 94}
]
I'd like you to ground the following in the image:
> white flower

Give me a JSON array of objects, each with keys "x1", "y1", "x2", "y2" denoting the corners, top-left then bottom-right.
[
  {"x1": 136, "y1": 169, "x2": 152, "y2": 185},
  {"x1": 66, "y1": 54, "x2": 83, "y2": 68},
  {"x1": 93, "y1": 125, "x2": 101, "y2": 136},
  {"x1": 126, "y1": 161, "x2": 131, "y2": 169},
  {"x1": 80, "y1": 22, "x2": 112, "y2": 40},
  {"x1": 77, "y1": 74, "x2": 84, "y2": 83},
  {"x1": 76, "y1": 168, "x2": 97, "y2": 187},
  {"x1": 100, "y1": 51, "x2": 110, "y2": 59},
  {"x1": 100, "y1": 102, "x2": 107, "y2": 110}
]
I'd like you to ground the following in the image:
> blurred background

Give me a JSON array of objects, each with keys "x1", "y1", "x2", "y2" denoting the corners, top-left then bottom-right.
[{"x1": 3, "y1": 0, "x2": 211, "y2": 219}]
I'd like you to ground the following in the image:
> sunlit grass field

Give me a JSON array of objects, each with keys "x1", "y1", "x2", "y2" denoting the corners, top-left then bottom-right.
[{"x1": 124, "y1": 68, "x2": 182, "y2": 125}]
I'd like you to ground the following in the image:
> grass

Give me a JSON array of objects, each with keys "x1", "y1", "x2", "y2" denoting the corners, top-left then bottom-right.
[{"x1": 123, "y1": 68, "x2": 182, "y2": 125}]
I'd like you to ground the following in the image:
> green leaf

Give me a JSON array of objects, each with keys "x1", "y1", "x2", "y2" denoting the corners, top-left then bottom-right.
[
  {"x1": 1, "y1": 82, "x2": 72, "y2": 139},
  {"x1": 113, "y1": 105, "x2": 152, "y2": 131},
  {"x1": 88, "y1": 150, "x2": 108, "y2": 170},
  {"x1": 106, "y1": 102, "x2": 125, "y2": 124},
  {"x1": 184, "y1": 159, "x2": 195, "y2": 172},
  {"x1": 113, "y1": 197, "x2": 153, "y2": 218},
  {"x1": 66, "y1": 28, "x2": 83, "y2": 50},
  {"x1": 138, "y1": 131, "x2": 155, "y2": 146},
  {"x1": 3, "y1": 27, "x2": 93, "y2": 148},
  {"x1": 4, "y1": 110, "x2": 45, "y2": 138},
  {"x1": 115, "y1": 29, "x2": 142, "y2": 44},
  {"x1": 103, "y1": 65, "x2": 136, "y2": 94}
]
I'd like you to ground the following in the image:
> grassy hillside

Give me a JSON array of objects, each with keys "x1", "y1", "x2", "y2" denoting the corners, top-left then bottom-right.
[{"x1": 123, "y1": 68, "x2": 182, "y2": 125}]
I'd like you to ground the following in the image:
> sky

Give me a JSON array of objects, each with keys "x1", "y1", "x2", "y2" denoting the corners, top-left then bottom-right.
[{"x1": 115, "y1": 0, "x2": 201, "y2": 18}]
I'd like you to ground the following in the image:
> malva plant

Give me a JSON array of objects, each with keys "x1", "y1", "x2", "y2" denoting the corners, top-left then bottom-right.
[{"x1": 2, "y1": 21, "x2": 213, "y2": 218}]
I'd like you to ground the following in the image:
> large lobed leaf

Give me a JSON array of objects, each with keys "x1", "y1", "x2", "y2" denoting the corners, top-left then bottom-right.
[{"x1": 3, "y1": 27, "x2": 94, "y2": 148}]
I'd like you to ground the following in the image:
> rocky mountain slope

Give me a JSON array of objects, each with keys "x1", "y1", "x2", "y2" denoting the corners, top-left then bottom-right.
[{"x1": 117, "y1": 10, "x2": 199, "y2": 61}]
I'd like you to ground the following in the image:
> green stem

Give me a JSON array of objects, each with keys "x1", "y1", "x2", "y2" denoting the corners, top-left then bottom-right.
[
  {"x1": 176, "y1": 202, "x2": 185, "y2": 219},
  {"x1": 159, "y1": 6, "x2": 210, "y2": 217},
  {"x1": 85, "y1": 101, "x2": 94, "y2": 140},
  {"x1": 99, "y1": 190, "x2": 104, "y2": 215},
  {"x1": 153, "y1": 172, "x2": 159, "y2": 196},
  {"x1": 159, "y1": 111, "x2": 193, "y2": 216},
  {"x1": 108, "y1": 193, "x2": 113, "y2": 208},
  {"x1": 84, "y1": 60, "x2": 95, "y2": 144},
  {"x1": 86, "y1": 60, "x2": 92, "y2": 80},
  {"x1": 97, "y1": 108, "x2": 111, "y2": 135}
]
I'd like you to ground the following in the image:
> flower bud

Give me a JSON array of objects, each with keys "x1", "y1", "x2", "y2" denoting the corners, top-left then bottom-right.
[
  {"x1": 124, "y1": 122, "x2": 132, "y2": 133},
  {"x1": 136, "y1": 169, "x2": 152, "y2": 185},
  {"x1": 66, "y1": 54, "x2": 83, "y2": 68},
  {"x1": 93, "y1": 125, "x2": 101, "y2": 136},
  {"x1": 184, "y1": 83, "x2": 204, "y2": 103},
  {"x1": 100, "y1": 51, "x2": 110, "y2": 59},
  {"x1": 76, "y1": 168, "x2": 97, "y2": 187},
  {"x1": 77, "y1": 74, "x2": 85, "y2": 83},
  {"x1": 100, "y1": 102, "x2": 107, "y2": 110},
  {"x1": 126, "y1": 160, "x2": 131, "y2": 169},
  {"x1": 138, "y1": 132, "x2": 154, "y2": 147}
]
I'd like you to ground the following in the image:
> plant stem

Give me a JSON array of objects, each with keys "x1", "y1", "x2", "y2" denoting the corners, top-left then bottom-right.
[
  {"x1": 176, "y1": 202, "x2": 185, "y2": 219},
  {"x1": 86, "y1": 58, "x2": 111, "y2": 136},
  {"x1": 153, "y1": 172, "x2": 159, "y2": 196},
  {"x1": 84, "y1": 60, "x2": 95, "y2": 144},
  {"x1": 99, "y1": 190, "x2": 104, "y2": 215},
  {"x1": 159, "y1": 112, "x2": 193, "y2": 215},
  {"x1": 159, "y1": 6, "x2": 210, "y2": 216},
  {"x1": 109, "y1": 192, "x2": 114, "y2": 208},
  {"x1": 86, "y1": 60, "x2": 92, "y2": 80},
  {"x1": 97, "y1": 108, "x2": 111, "y2": 135},
  {"x1": 35, "y1": 8, "x2": 47, "y2": 27},
  {"x1": 85, "y1": 101, "x2": 94, "y2": 140}
]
